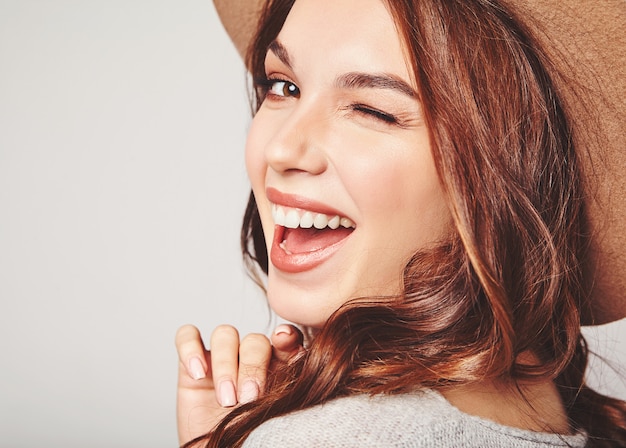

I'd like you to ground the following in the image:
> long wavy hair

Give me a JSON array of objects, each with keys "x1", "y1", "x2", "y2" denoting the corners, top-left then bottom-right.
[{"x1": 188, "y1": 0, "x2": 626, "y2": 446}]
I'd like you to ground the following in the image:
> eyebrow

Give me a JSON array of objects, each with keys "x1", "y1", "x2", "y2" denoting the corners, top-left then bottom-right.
[
  {"x1": 336, "y1": 72, "x2": 417, "y2": 98},
  {"x1": 268, "y1": 40, "x2": 293, "y2": 70},
  {"x1": 267, "y1": 40, "x2": 418, "y2": 99}
]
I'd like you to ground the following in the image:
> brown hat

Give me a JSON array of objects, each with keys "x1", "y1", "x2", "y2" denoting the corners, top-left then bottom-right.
[{"x1": 213, "y1": 0, "x2": 626, "y2": 325}]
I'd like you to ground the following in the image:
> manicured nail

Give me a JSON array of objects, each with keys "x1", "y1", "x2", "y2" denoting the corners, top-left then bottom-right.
[
  {"x1": 274, "y1": 324, "x2": 292, "y2": 336},
  {"x1": 219, "y1": 380, "x2": 237, "y2": 407},
  {"x1": 239, "y1": 380, "x2": 259, "y2": 404},
  {"x1": 188, "y1": 356, "x2": 206, "y2": 380}
]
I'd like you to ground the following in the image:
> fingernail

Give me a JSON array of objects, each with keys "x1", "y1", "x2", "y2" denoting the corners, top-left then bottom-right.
[
  {"x1": 274, "y1": 324, "x2": 292, "y2": 336},
  {"x1": 188, "y1": 356, "x2": 206, "y2": 380},
  {"x1": 219, "y1": 380, "x2": 237, "y2": 407},
  {"x1": 239, "y1": 380, "x2": 259, "y2": 404}
]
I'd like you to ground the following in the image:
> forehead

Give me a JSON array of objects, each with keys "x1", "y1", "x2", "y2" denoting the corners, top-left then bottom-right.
[{"x1": 273, "y1": 0, "x2": 413, "y2": 82}]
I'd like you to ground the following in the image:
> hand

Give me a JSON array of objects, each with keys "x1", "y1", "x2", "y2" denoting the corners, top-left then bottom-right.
[{"x1": 175, "y1": 324, "x2": 304, "y2": 446}]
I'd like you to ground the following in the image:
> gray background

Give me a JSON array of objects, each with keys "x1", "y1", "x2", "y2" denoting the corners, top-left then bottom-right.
[{"x1": 0, "y1": 1, "x2": 624, "y2": 447}]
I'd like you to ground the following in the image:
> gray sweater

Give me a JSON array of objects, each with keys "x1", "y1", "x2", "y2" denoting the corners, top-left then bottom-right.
[{"x1": 242, "y1": 389, "x2": 587, "y2": 447}]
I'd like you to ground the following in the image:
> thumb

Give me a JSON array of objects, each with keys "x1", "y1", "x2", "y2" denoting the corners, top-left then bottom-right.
[{"x1": 271, "y1": 324, "x2": 305, "y2": 363}]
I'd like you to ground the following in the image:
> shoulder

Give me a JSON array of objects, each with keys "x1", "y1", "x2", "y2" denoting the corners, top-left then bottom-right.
[
  {"x1": 242, "y1": 390, "x2": 451, "y2": 447},
  {"x1": 241, "y1": 390, "x2": 588, "y2": 448}
]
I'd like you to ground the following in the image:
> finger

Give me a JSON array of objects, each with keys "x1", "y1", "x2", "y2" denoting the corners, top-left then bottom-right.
[
  {"x1": 237, "y1": 333, "x2": 272, "y2": 404},
  {"x1": 271, "y1": 324, "x2": 305, "y2": 363},
  {"x1": 175, "y1": 324, "x2": 208, "y2": 381},
  {"x1": 177, "y1": 348, "x2": 229, "y2": 446},
  {"x1": 209, "y1": 324, "x2": 240, "y2": 407}
]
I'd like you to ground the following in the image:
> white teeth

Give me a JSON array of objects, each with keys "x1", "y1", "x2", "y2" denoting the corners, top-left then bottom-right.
[
  {"x1": 313, "y1": 213, "x2": 328, "y2": 229},
  {"x1": 279, "y1": 240, "x2": 292, "y2": 255},
  {"x1": 270, "y1": 204, "x2": 355, "y2": 230},
  {"x1": 284, "y1": 209, "x2": 300, "y2": 229},
  {"x1": 340, "y1": 217, "x2": 353, "y2": 228},
  {"x1": 274, "y1": 207, "x2": 285, "y2": 226},
  {"x1": 300, "y1": 211, "x2": 314, "y2": 228}
]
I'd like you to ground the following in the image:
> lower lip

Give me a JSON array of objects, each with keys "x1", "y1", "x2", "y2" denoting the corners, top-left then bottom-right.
[{"x1": 270, "y1": 225, "x2": 351, "y2": 273}]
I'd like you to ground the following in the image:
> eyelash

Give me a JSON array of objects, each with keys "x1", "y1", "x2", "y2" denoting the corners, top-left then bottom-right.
[
  {"x1": 255, "y1": 77, "x2": 399, "y2": 125},
  {"x1": 350, "y1": 104, "x2": 398, "y2": 125}
]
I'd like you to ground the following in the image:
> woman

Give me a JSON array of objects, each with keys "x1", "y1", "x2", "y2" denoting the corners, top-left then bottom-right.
[{"x1": 176, "y1": 0, "x2": 626, "y2": 446}]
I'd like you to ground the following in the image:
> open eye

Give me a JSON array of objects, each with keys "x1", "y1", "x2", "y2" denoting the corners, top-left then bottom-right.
[
  {"x1": 257, "y1": 78, "x2": 301, "y2": 99},
  {"x1": 270, "y1": 80, "x2": 300, "y2": 98}
]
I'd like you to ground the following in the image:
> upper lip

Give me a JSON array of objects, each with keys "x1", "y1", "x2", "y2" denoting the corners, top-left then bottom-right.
[{"x1": 266, "y1": 187, "x2": 353, "y2": 221}]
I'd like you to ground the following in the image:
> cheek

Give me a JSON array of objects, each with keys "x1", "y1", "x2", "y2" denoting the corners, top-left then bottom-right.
[
  {"x1": 339, "y1": 136, "x2": 441, "y2": 215},
  {"x1": 245, "y1": 115, "x2": 280, "y2": 252},
  {"x1": 244, "y1": 121, "x2": 266, "y2": 188},
  {"x1": 337, "y1": 132, "x2": 450, "y2": 259}
]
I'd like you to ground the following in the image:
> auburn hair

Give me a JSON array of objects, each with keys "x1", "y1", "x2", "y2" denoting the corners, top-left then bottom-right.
[{"x1": 187, "y1": 0, "x2": 626, "y2": 446}]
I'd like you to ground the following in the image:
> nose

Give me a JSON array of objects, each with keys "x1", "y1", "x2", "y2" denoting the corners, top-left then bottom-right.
[{"x1": 263, "y1": 101, "x2": 329, "y2": 176}]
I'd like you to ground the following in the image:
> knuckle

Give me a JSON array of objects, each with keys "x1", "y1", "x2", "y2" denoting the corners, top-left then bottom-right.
[
  {"x1": 211, "y1": 324, "x2": 239, "y2": 342},
  {"x1": 240, "y1": 333, "x2": 271, "y2": 359},
  {"x1": 241, "y1": 333, "x2": 271, "y2": 349},
  {"x1": 175, "y1": 324, "x2": 200, "y2": 346},
  {"x1": 209, "y1": 325, "x2": 240, "y2": 362}
]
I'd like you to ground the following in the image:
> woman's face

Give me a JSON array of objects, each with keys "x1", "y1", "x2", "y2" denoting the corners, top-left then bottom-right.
[{"x1": 245, "y1": 0, "x2": 451, "y2": 327}]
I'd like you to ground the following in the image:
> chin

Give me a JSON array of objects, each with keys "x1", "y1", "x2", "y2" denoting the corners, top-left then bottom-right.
[{"x1": 266, "y1": 282, "x2": 338, "y2": 328}]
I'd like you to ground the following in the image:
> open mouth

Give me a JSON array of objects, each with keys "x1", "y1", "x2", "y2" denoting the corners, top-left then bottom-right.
[
  {"x1": 270, "y1": 203, "x2": 355, "y2": 272},
  {"x1": 273, "y1": 204, "x2": 355, "y2": 254}
]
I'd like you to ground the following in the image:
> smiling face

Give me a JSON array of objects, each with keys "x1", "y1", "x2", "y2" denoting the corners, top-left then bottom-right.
[{"x1": 245, "y1": 0, "x2": 452, "y2": 327}]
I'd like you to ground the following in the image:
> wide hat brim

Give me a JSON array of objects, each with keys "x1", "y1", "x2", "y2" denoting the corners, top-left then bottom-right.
[{"x1": 213, "y1": 0, "x2": 626, "y2": 325}]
